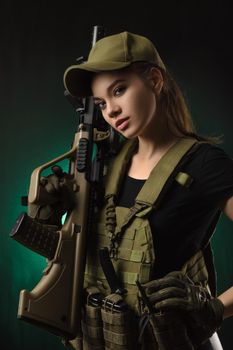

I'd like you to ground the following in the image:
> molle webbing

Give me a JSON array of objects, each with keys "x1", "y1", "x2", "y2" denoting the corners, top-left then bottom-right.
[
  {"x1": 85, "y1": 213, "x2": 155, "y2": 313},
  {"x1": 82, "y1": 287, "x2": 105, "y2": 350},
  {"x1": 181, "y1": 250, "x2": 209, "y2": 287},
  {"x1": 101, "y1": 294, "x2": 132, "y2": 350},
  {"x1": 82, "y1": 292, "x2": 134, "y2": 350},
  {"x1": 82, "y1": 304, "x2": 104, "y2": 350}
]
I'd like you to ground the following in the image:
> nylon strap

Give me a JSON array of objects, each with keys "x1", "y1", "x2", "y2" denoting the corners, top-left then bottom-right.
[
  {"x1": 105, "y1": 139, "x2": 137, "y2": 198},
  {"x1": 135, "y1": 137, "x2": 197, "y2": 206}
]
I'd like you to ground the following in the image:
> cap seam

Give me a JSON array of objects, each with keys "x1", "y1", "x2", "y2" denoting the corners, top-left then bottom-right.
[{"x1": 123, "y1": 32, "x2": 127, "y2": 62}]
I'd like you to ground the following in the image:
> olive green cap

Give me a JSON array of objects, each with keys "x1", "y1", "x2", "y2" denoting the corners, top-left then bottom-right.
[{"x1": 63, "y1": 31, "x2": 166, "y2": 97}]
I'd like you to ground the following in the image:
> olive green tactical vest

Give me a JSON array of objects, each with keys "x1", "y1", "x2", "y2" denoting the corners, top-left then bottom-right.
[{"x1": 83, "y1": 137, "x2": 214, "y2": 349}]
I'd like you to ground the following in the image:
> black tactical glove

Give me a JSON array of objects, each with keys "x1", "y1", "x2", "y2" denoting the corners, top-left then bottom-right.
[
  {"x1": 28, "y1": 165, "x2": 75, "y2": 227},
  {"x1": 142, "y1": 271, "x2": 224, "y2": 346}
]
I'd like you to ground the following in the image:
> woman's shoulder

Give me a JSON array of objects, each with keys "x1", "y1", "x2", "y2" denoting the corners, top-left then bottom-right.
[
  {"x1": 194, "y1": 141, "x2": 233, "y2": 169},
  {"x1": 188, "y1": 141, "x2": 233, "y2": 201}
]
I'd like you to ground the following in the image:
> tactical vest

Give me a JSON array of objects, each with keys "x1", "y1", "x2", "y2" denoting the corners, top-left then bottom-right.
[{"x1": 82, "y1": 137, "x2": 218, "y2": 350}]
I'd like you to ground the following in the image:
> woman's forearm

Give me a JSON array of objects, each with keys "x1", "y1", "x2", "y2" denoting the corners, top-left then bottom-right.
[{"x1": 217, "y1": 287, "x2": 233, "y2": 319}]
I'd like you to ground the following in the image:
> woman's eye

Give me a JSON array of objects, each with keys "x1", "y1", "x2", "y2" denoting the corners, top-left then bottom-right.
[
  {"x1": 96, "y1": 101, "x2": 106, "y2": 110},
  {"x1": 114, "y1": 86, "x2": 126, "y2": 96}
]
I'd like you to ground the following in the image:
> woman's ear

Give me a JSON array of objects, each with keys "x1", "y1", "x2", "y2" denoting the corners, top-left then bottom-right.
[{"x1": 149, "y1": 68, "x2": 164, "y2": 95}]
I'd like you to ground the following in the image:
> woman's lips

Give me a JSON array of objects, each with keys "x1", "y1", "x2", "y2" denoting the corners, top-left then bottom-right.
[{"x1": 115, "y1": 117, "x2": 130, "y2": 131}]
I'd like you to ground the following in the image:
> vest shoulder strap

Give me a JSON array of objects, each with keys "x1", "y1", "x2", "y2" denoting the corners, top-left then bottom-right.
[
  {"x1": 105, "y1": 139, "x2": 137, "y2": 199},
  {"x1": 135, "y1": 137, "x2": 197, "y2": 206}
]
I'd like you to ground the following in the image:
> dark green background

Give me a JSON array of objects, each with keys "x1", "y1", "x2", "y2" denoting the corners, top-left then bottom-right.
[{"x1": 1, "y1": 1, "x2": 233, "y2": 349}]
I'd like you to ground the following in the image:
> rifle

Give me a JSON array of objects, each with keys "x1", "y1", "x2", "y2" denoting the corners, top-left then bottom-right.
[{"x1": 10, "y1": 25, "x2": 121, "y2": 344}]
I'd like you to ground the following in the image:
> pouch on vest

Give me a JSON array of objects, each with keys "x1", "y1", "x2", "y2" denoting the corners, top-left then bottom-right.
[
  {"x1": 101, "y1": 293, "x2": 133, "y2": 350},
  {"x1": 82, "y1": 287, "x2": 105, "y2": 350}
]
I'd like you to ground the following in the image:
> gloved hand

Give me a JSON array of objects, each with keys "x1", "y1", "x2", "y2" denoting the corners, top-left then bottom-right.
[
  {"x1": 142, "y1": 271, "x2": 224, "y2": 346},
  {"x1": 28, "y1": 165, "x2": 75, "y2": 227}
]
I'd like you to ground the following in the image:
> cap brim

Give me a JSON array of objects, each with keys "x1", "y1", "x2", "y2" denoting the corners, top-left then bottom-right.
[{"x1": 63, "y1": 61, "x2": 131, "y2": 97}]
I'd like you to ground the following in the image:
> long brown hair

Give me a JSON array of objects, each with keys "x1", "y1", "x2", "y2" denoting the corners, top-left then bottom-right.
[{"x1": 127, "y1": 62, "x2": 222, "y2": 144}]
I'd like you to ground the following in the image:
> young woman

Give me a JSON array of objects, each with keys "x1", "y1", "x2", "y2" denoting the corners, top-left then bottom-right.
[
  {"x1": 33, "y1": 31, "x2": 233, "y2": 349},
  {"x1": 63, "y1": 31, "x2": 233, "y2": 350}
]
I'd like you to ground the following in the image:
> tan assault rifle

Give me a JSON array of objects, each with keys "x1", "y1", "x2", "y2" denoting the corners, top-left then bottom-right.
[{"x1": 10, "y1": 25, "x2": 120, "y2": 345}]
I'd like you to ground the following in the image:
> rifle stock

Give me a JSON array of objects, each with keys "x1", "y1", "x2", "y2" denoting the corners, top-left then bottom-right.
[
  {"x1": 11, "y1": 26, "x2": 118, "y2": 342},
  {"x1": 15, "y1": 105, "x2": 98, "y2": 339}
]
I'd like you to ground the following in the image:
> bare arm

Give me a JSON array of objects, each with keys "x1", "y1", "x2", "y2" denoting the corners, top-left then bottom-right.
[
  {"x1": 218, "y1": 287, "x2": 233, "y2": 319},
  {"x1": 221, "y1": 195, "x2": 233, "y2": 221},
  {"x1": 217, "y1": 195, "x2": 233, "y2": 318}
]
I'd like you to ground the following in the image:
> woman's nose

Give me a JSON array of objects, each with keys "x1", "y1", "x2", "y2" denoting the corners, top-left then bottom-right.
[{"x1": 107, "y1": 103, "x2": 121, "y2": 118}]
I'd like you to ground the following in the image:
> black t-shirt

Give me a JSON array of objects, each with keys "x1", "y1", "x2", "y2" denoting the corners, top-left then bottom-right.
[{"x1": 116, "y1": 143, "x2": 233, "y2": 278}]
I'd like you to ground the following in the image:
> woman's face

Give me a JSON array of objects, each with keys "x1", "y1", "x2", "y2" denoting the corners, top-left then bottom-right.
[{"x1": 91, "y1": 69, "x2": 161, "y2": 139}]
